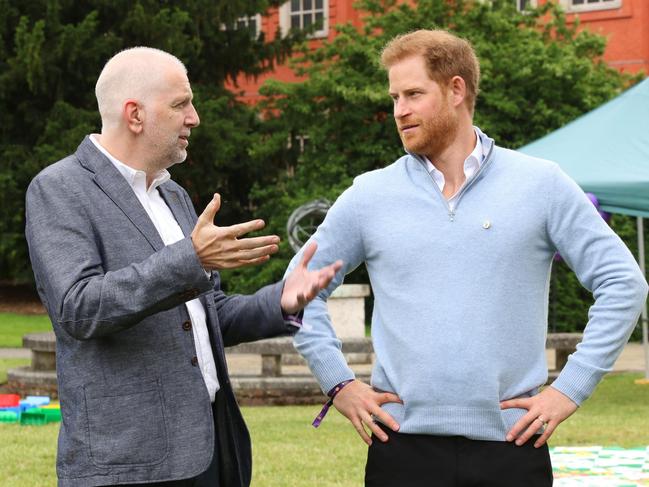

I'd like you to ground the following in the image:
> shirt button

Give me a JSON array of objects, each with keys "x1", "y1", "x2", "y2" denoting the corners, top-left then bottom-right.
[
  {"x1": 190, "y1": 356, "x2": 198, "y2": 366},
  {"x1": 182, "y1": 321, "x2": 192, "y2": 331}
]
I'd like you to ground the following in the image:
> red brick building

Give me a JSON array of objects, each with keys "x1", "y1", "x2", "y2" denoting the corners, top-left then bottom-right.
[
  {"x1": 229, "y1": 0, "x2": 648, "y2": 102},
  {"x1": 525, "y1": 0, "x2": 649, "y2": 74}
]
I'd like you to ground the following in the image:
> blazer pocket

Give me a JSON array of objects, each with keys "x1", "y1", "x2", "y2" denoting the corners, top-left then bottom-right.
[{"x1": 84, "y1": 379, "x2": 169, "y2": 467}]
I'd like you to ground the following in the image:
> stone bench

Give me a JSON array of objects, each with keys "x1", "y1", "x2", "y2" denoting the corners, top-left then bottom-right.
[
  {"x1": 546, "y1": 332, "x2": 583, "y2": 376},
  {"x1": 5, "y1": 331, "x2": 583, "y2": 404},
  {"x1": 225, "y1": 332, "x2": 582, "y2": 404},
  {"x1": 226, "y1": 336, "x2": 373, "y2": 377},
  {"x1": 227, "y1": 333, "x2": 583, "y2": 377},
  {"x1": 6, "y1": 332, "x2": 58, "y2": 398}
]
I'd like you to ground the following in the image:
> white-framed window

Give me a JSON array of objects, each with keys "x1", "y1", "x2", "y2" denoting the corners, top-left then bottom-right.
[
  {"x1": 561, "y1": 0, "x2": 622, "y2": 12},
  {"x1": 279, "y1": 0, "x2": 329, "y2": 38},
  {"x1": 222, "y1": 15, "x2": 262, "y2": 39},
  {"x1": 515, "y1": 0, "x2": 538, "y2": 11}
]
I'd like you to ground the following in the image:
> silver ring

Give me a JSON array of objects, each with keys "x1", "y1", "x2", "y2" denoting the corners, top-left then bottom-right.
[{"x1": 536, "y1": 415, "x2": 547, "y2": 425}]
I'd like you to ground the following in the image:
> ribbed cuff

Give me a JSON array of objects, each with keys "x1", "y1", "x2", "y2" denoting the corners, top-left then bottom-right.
[
  {"x1": 549, "y1": 357, "x2": 607, "y2": 405},
  {"x1": 310, "y1": 350, "x2": 356, "y2": 394}
]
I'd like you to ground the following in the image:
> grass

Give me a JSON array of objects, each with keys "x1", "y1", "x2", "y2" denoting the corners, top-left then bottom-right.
[
  {"x1": 0, "y1": 358, "x2": 30, "y2": 384},
  {"x1": 0, "y1": 374, "x2": 647, "y2": 486},
  {"x1": 0, "y1": 313, "x2": 51, "y2": 348}
]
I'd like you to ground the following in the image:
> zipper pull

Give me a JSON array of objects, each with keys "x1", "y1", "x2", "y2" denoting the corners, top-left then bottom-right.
[{"x1": 448, "y1": 210, "x2": 455, "y2": 222}]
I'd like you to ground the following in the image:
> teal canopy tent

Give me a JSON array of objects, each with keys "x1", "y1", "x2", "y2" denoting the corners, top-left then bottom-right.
[{"x1": 519, "y1": 77, "x2": 649, "y2": 380}]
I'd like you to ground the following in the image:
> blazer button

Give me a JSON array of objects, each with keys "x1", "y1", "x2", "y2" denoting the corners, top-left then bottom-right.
[
  {"x1": 182, "y1": 321, "x2": 192, "y2": 331},
  {"x1": 190, "y1": 356, "x2": 199, "y2": 366}
]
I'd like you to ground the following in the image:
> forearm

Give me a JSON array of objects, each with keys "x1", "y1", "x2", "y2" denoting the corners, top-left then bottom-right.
[
  {"x1": 214, "y1": 280, "x2": 288, "y2": 346},
  {"x1": 547, "y1": 166, "x2": 649, "y2": 403},
  {"x1": 36, "y1": 237, "x2": 213, "y2": 339}
]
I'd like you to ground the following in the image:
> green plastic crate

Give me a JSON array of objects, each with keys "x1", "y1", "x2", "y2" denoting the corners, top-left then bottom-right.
[
  {"x1": 0, "y1": 410, "x2": 19, "y2": 423},
  {"x1": 20, "y1": 407, "x2": 61, "y2": 425}
]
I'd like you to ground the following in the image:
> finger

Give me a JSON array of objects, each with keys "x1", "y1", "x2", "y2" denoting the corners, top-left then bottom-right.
[
  {"x1": 506, "y1": 412, "x2": 537, "y2": 442},
  {"x1": 370, "y1": 406, "x2": 400, "y2": 432},
  {"x1": 515, "y1": 419, "x2": 543, "y2": 446},
  {"x1": 220, "y1": 255, "x2": 271, "y2": 269},
  {"x1": 377, "y1": 392, "x2": 403, "y2": 406},
  {"x1": 351, "y1": 418, "x2": 372, "y2": 446},
  {"x1": 317, "y1": 268, "x2": 338, "y2": 289},
  {"x1": 234, "y1": 235, "x2": 281, "y2": 250},
  {"x1": 227, "y1": 219, "x2": 267, "y2": 238},
  {"x1": 230, "y1": 244, "x2": 279, "y2": 262},
  {"x1": 360, "y1": 411, "x2": 388, "y2": 442},
  {"x1": 299, "y1": 242, "x2": 318, "y2": 268},
  {"x1": 500, "y1": 398, "x2": 531, "y2": 410},
  {"x1": 197, "y1": 193, "x2": 221, "y2": 225},
  {"x1": 533, "y1": 421, "x2": 556, "y2": 448}
]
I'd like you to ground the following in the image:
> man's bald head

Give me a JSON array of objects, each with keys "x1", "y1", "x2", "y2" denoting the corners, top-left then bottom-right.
[{"x1": 95, "y1": 47, "x2": 187, "y2": 130}]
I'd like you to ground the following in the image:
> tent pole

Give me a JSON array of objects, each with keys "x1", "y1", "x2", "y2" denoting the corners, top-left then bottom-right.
[{"x1": 637, "y1": 216, "x2": 649, "y2": 380}]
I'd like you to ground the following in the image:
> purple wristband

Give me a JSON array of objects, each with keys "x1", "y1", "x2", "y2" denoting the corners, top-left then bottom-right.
[{"x1": 312, "y1": 379, "x2": 354, "y2": 428}]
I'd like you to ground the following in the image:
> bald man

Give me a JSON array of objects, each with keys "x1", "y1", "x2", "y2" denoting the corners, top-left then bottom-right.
[{"x1": 25, "y1": 47, "x2": 341, "y2": 487}]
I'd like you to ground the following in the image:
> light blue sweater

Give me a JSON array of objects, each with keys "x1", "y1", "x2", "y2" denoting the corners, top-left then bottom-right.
[{"x1": 288, "y1": 129, "x2": 647, "y2": 441}]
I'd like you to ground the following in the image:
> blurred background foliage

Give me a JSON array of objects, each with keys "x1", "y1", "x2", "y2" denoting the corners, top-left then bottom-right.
[{"x1": 1, "y1": 0, "x2": 644, "y2": 337}]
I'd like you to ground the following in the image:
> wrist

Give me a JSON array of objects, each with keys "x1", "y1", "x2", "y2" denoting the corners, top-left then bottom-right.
[{"x1": 312, "y1": 379, "x2": 355, "y2": 428}]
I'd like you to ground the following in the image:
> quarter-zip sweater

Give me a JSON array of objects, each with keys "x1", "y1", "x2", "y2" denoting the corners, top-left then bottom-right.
[{"x1": 290, "y1": 128, "x2": 647, "y2": 441}]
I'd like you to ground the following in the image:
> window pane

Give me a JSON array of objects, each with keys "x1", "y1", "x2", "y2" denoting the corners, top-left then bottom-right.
[
  {"x1": 316, "y1": 0, "x2": 323, "y2": 8},
  {"x1": 249, "y1": 19, "x2": 257, "y2": 35},
  {"x1": 291, "y1": 14, "x2": 300, "y2": 29},
  {"x1": 291, "y1": 0, "x2": 300, "y2": 11},
  {"x1": 572, "y1": 0, "x2": 584, "y2": 4},
  {"x1": 304, "y1": 14, "x2": 312, "y2": 27},
  {"x1": 315, "y1": 12, "x2": 323, "y2": 25},
  {"x1": 304, "y1": 0, "x2": 312, "y2": 10}
]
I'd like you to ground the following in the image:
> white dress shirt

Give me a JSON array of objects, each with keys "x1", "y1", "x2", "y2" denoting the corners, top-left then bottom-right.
[
  {"x1": 90, "y1": 135, "x2": 220, "y2": 401},
  {"x1": 424, "y1": 129, "x2": 486, "y2": 211}
]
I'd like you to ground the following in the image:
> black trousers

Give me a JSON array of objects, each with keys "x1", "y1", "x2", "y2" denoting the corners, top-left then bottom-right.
[{"x1": 365, "y1": 424, "x2": 553, "y2": 487}]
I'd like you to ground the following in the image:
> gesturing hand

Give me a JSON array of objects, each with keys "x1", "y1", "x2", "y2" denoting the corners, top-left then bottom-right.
[
  {"x1": 191, "y1": 193, "x2": 280, "y2": 270},
  {"x1": 500, "y1": 386, "x2": 578, "y2": 448},
  {"x1": 333, "y1": 380, "x2": 402, "y2": 446},
  {"x1": 280, "y1": 242, "x2": 343, "y2": 314}
]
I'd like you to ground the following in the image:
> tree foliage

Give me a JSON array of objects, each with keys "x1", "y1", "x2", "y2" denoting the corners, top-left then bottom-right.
[
  {"x1": 0, "y1": 0, "x2": 302, "y2": 281},
  {"x1": 223, "y1": 0, "x2": 641, "y2": 337}
]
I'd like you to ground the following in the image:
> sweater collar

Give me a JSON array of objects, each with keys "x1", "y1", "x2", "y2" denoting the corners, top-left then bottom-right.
[{"x1": 405, "y1": 126, "x2": 494, "y2": 165}]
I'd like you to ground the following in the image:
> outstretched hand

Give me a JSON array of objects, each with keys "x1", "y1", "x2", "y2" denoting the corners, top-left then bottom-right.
[
  {"x1": 333, "y1": 380, "x2": 402, "y2": 446},
  {"x1": 500, "y1": 386, "x2": 578, "y2": 448},
  {"x1": 280, "y1": 242, "x2": 343, "y2": 314},
  {"x1": 191, "y1": 193, "x2": 280, "y2": 270}
]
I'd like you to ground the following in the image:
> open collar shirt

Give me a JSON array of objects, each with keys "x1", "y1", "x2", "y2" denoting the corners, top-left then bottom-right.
[{"x1": 90, "y1": 135, "x2": 220, "y2": 401}]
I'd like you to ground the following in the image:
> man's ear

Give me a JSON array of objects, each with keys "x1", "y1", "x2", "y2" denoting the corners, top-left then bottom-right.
[
  {"x1": 123, "y1": 99, "x2": 144, "y2": 134},
  {"x1": 449, "y1": 75, "x2": 466, "y2": 108}
]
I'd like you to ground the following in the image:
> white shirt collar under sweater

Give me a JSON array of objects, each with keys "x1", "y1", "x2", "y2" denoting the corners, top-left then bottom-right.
[
  {"x1": 89, "y1": 134, "x2": 220, "y2": 401},
  {"x1": 424, "y1": 128, "x2": 486, "y2": 210}
]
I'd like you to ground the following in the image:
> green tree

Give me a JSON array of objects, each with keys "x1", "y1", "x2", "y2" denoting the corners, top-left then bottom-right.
[
  {"x1": 224, "y1": 0, "x2": 639, "y2": 337},
  {"x1": 0, "y1": 0, "x2": 302, "y2": 281}
]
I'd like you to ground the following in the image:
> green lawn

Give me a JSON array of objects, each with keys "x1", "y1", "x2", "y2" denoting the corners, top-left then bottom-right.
[
  {"x1": 0, "y1": 313, "x2": 51, "y2": 348},
  {"x1": 0, "y1": 373, "x2": 647, "y2": 487},
  {"x1": 0, "y1": 358, "x2": 30, "y2": 383}
]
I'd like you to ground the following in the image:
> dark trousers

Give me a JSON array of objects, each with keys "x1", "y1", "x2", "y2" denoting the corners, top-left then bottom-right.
[{"x1": 365, "y1": 424, "x2": 552, "y2": 487}]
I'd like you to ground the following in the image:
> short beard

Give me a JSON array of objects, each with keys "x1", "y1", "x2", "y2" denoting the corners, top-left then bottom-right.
[{"x1": 401, "y1": 101, "x2": 459, "y2": 161}]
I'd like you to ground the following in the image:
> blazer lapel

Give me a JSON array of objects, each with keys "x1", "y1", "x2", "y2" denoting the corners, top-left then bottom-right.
[
  {"x1": 158, "y1": 184, "x2": 194, "y2": 237},
  {"x1": 75, "y1": 136, "x2": 164, "y2": 251}
]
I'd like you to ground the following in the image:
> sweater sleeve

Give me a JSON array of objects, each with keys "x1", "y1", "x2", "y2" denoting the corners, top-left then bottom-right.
[
  {"x1": 545, "y1": 164, "x2": 648, "y2": 404},
  {"x1": 286, "y1": 182, "x2": 367, "y2": 393}
]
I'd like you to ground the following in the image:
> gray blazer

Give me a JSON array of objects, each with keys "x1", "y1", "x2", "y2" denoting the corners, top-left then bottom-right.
[{"x1": 25, "y1": 137, "x2": 291, "y2": 487}]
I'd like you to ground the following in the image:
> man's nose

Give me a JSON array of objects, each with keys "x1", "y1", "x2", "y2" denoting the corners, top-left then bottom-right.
[
  {"x1": 186, "y1": 104, "x2": 200, "y2": 127},
  {"x1": 394, "y1": 98, "x2": 410, "y2": 119}
]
